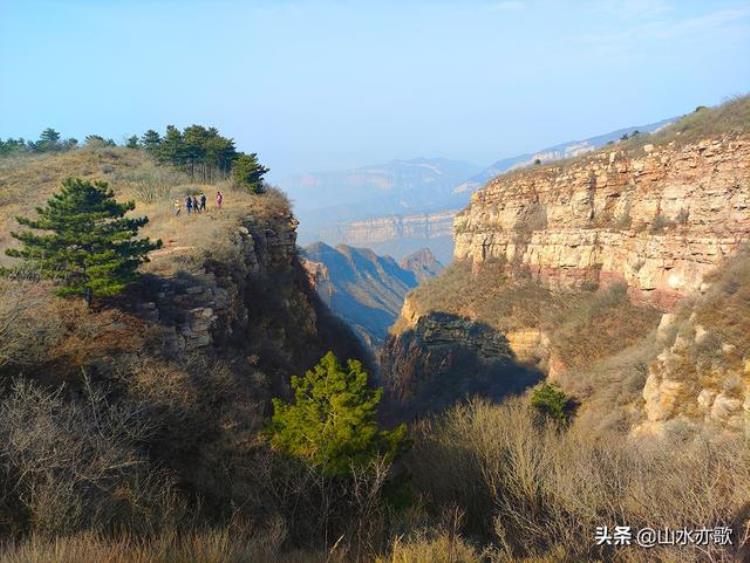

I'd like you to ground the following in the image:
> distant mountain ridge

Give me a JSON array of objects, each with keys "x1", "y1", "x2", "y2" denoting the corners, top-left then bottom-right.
[
  {"x1": 287, "y1": 116, "x2": 676, "y2": 261},
  {"x1": 452, "y1": 116, "x2": 675, "y2": 194},
  {"x1": 301, "y1": 243, "x2": 443, "y2": 349},
  {"x1": 286, "y1": 158, "x2": 480, "y2": 251}
]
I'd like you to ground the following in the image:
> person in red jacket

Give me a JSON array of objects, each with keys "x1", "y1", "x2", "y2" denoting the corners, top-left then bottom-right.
[{"x1": 216, "y1": 191, "x2": 223, "y2": 210}]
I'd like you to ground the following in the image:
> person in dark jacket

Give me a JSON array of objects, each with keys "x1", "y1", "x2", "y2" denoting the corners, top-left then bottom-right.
[
  {"x1": 192, "y1": 195, "x2": 200, "y2": 213},
  {"x1": 200, "y1": 192, "x2": 207, "y2": 211},
  {"x1": 185, "y1": 195, "x2": 193, "y2": 215}
]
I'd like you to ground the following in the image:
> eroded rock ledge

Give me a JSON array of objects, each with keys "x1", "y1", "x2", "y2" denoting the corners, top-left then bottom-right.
[{"x1": 454, "y1": 137, "x2": 750, "y2": 308}]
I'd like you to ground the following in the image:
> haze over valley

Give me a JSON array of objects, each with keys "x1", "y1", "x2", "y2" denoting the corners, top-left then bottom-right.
[{"x1": 1, "y1": 1, "x2": 749, "y2": 561}]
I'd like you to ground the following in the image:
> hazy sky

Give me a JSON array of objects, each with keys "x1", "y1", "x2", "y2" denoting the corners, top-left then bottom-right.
[{"x1": 1, "y1": 0, "x2": 749, "y2": 180}]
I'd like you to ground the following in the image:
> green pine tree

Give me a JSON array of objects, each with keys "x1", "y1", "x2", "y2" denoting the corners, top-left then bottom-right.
[
  {"x1": 232, "y1": 152, "x2": 269, "y2": 194},
  {"x1": 530, "y1": 382, "x2": 574, "y2": 426},
  {"x1": 35, "y1": 128, "x2": 62, "y2": 152},
  {"x1": 141, "y1": 129, "x2": 162, "y2": 153},
  {"x1": 126, "y1": 135, "x2": 140, "y2": 149},
  {"x1": 159, "y1": 125, "x2": 185, "y2": 167},
  {"x1": 5, "y1": 178, "x2": 161, "y2": 304},
  {"x1": 271, "y1": 352, "x2": 406, "y2": 476}
]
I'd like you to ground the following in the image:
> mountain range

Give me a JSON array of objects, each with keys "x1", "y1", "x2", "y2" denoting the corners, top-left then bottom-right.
[
  {"x1": 284, "y1": 116, "x2": 675, "y2": 261},
  {"x1": 300, "y1": 242, "x2": 443, "y2": 349}
]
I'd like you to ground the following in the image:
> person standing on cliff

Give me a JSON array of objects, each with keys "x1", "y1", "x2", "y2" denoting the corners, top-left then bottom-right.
[{"x1": 216, "y1": 190, "x2": 223, "y2": 210}]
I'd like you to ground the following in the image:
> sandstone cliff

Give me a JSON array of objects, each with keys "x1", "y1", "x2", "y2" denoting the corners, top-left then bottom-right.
[
  {"x1": 382, "y1": 100, "x2": 750, "y2": 432},
  {"x1": 315, "y1": 210, "x2": 456, "y2": 264},
  {"x1": 454, "y1": 136, "x2": 750, "y2": 308}
]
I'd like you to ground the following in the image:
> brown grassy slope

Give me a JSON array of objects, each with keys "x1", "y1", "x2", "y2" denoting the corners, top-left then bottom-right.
[
  {"x1": 491, "y1": 93, "x2": 750, "y2": 181},
  {"x1": 0, "y1": 147, "x2": 289, "y2": 276},
  {"x1": 398, "y1": 259, "x2": 660, "y2": 372},
  {"x1": 405, "y1": 397, "x2": 749, "y2": 562}
]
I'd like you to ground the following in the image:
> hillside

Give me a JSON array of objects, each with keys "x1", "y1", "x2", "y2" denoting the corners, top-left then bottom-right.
[
  {"x1": 301, "y1": 242, "x2": 442, "y2": 348},
  {"x1": 1, "y1": 110, "x2": 748, "y2": 561},
  {"x1": 0, "y1": 147, "x2": 374, "y2": 546},
  {"x1": 382, "y1": 96, "x2": 750, "y2": 432}
]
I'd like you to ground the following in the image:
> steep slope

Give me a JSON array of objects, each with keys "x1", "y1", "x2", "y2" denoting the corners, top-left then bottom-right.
[
  {"x1": 453, "y1": 135, "x2": 749, "y2": 307},
  {"x1": 381, "y1": 97, "x2": 750, "y2": 430},
  {"x1": 0, "y1": 149, "x2": 371, "y2": 529},
  {"x1": 300, "y1": 243, "x2": 442, "y2": 348}
]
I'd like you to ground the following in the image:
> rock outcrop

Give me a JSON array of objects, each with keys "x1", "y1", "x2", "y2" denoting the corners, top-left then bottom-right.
[
  {"x1": 632, "y1": 247, "x2": 750, "y2": 437},
  {"x1": 134, "y1": 214, "x2": 369, "y2": 392},
  {"x1": 379, "y1": 312, "x2": 542, "y2": 418},
  {"x1": 454, "y1": 137, "x2": 750, "y2": 308},
  {"x1": 382, "y1": 129, "x2": 749, "y2": 433}
]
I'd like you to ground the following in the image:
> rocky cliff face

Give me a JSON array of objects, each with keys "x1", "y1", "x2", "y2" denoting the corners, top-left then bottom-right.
[
  {"x1": 316, "y1": 211, "x2": 456, "y2": 264},
  {"x1": 379, "y1": 311, "x2": 541, "y2": 418},
  {"x1": 632, "y1": 247, "x2": 750, "y2": 437},
  {"x1": 328, "y1": 210, "x2": 457, "y2": 245},
  {"x1": 135, "y1": 213, "x2": 368, "y2": 395},
  {"x1": 454, "y1": 137, "x2": 750, "y2": 308},
  {"x1": 382, "y1": 129, "x2": 750, "y2": 433}
]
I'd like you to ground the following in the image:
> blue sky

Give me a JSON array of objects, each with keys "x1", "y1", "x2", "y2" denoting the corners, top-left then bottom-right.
[{"x1": 1, "y1": 0, "x2": 749, "y2": 179}]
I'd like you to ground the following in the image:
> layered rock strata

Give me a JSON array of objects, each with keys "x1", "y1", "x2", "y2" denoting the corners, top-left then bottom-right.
[{"x1": 454, "y1": 137, "x2": 750, "y2": 307}]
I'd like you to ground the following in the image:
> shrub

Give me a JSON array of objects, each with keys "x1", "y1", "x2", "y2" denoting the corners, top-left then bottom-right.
[
  {"x1": 405, "y1": 397, "x2": 750, "y2": 561},
  {"x1": 649, "y1": 213, "x2": 673, "y2": 233},
  {"x1": 530, "y1": 382, "x2": 573, "y2": 425},
  {"x1": 0, "y1": 377, "x2": 184, "y2": 537},
  {"x1": 271, "y1": 352, "x2": 406, "y2": 476}
]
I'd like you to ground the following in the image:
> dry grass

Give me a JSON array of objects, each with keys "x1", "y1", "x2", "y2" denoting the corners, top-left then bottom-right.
[
  {"x1": 376, "y1": 531, "x2": 483, "y2": 563},
  {"x1": 0, "y1": 146, "x2": 290, "y2": 277},
  {"x1": 645, "y1": 94, "x2": 750, "y2": 146},
  {"x1": 473, "y1": 94, "x2": 749, "y2": 184},
  {"x1": 0, "y1": 527, "x2": 329, "y2": 563},
  {"x1": 401, "y1": 260, "x2": 660, "y2": 372},
  {"x1": 406, "y1": 397, "x2": 750, "y2": 562},
  {"x1": 397, "y1": 260, "x2": 560, "y2": 334},
  {"x1": 545, "y1": 283, "x2": 660, "y2": 372}
]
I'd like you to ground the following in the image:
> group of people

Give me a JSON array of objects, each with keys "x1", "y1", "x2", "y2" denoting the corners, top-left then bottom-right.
[{"x1": 175, "y1": 191, "x2": 223, "y2": 216}]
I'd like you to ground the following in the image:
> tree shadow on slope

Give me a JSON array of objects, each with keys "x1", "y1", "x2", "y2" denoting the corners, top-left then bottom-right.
[{"x1": 379, "y1": 312, "x2": 544, "y2": 422}]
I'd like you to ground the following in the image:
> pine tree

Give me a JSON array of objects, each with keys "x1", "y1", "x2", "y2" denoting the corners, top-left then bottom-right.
[
  {"x1": 126, "y1": 135, "x2": 140, "y2": 149},
  {"x1": 5, "y1": 178, "x2": 161, "y2": 305},
  {"x1": 182, "y1": 125, "x2": 209, "y2": 179},
  {"x1": 271, "y1": 352, "x2": 406, "y2": 475},
  {"x1": 85, "y1": 135, "x2": 115, "y2": 147},
  {"x1": 232, "y1": 153, "x2": 269, "y2": 194},
  {"x1": 39, "y1": 128, "x2": 61, "y2": 143},
  {"x1": 159, "y1": 125, "x2": 185, "y2": 167},
  {"x1": 141, "y1": 129, "x2": 162, "y2": 154},
  {"x1": 36, "y1": 128, "x2": 62, "y2": 152}
]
